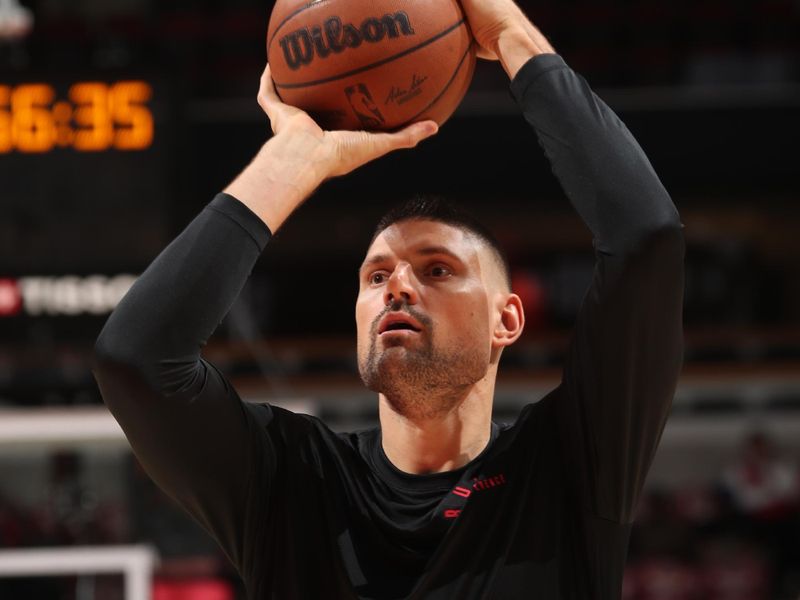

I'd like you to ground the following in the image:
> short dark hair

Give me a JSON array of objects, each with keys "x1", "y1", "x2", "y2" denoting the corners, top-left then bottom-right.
[{"x1": 371, "y1": 195, "x2": 511, "y2": 289}]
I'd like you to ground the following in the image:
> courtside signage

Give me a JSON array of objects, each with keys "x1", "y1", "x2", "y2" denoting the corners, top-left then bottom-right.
[{"x1": 0, "y1": 274, "x2": 136, "y2": 317}]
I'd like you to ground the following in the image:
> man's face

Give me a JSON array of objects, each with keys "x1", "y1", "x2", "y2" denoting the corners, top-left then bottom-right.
[{"x1": 355, "y1": 219, "x2": 507, "y2": 415}]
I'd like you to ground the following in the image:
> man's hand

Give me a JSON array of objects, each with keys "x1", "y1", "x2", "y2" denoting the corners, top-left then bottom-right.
[
  {"x1": 459, "y1": 0, "x2": 556, "y2": 79},
  {"x1": 225, "y1": 64, "x2": 438, "y2": 232},
  {"x1": 257, "y1": 65, "x2": 438, "y2": 180}
]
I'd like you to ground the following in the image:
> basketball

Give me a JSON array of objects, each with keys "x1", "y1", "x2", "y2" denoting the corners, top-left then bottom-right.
[{"x1": 266, "y1": 0, "x2": 476, "y2": 131}]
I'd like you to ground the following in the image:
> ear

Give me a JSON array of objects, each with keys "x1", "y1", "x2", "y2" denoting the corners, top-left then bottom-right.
[{"x1": 491, "y1": 293, "x2": 525, "y2": 349}]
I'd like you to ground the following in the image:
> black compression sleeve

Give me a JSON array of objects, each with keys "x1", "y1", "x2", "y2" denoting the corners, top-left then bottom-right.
[
  {"x1": 93, "y1": 193, "x2": 275, "y2": 568},
  {"x1": 510, "y1": 54, "x2": 681, "y2": 251},
  {"x1": 95, "y1": 193, "x2": 270, "y2": 384},
  {"x1": 510, "y1": 54, "x2": 685, "y2": 523}
]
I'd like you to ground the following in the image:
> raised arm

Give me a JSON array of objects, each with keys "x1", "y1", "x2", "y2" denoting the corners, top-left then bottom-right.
[
  {"x1": 462, "y1": 0, "x2": 684, "y2": 522},
  {"x1": 93, "y1": 65, "x2": 438, "y2": 566},
  {"x1": 93, "y1": 192, "x2": 276, "y2": 570},
  {"x1": 516, "y1": 55, "x2": 684, "y2": 524}
]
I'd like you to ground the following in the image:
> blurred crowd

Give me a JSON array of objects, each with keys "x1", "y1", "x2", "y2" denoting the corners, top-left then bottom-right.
[
  {"x1": 0, "y1": 453, "x2": 238, "y2": 599},
  {"x1": 627, "y1": 433, "x2": 800, "y2": 600}
]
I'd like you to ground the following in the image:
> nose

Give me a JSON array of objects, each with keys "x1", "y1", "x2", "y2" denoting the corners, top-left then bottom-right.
[{"x1": 383, "y1": 262, "x2": 418, "y2": 306}]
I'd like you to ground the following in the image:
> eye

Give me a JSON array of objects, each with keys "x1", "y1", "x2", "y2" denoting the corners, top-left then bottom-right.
[
  {"x1": 369, "y1": 271, "x2": 388, "y2": 285},
  {"x1": 427, "y1": 264, "x2": 452, "y2": 278}
]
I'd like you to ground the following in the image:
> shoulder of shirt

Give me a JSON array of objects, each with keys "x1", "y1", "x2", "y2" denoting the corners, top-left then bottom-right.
[
  {"x1": 244, "y1": 401, "x2": 376, "y2": 454},
  {"x1": 489, "y1": 387, "x2": 562, "y2": 449}
]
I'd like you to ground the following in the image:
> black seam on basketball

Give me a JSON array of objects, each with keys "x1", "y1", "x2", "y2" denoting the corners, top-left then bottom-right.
[
  {"x1": 273, "y1": 18, "x2": 466, "y2": 89},
  {"x1": 267, "y1": 0, "x2": 334, "y2": 56},
  {"x1": 393, "y1": 39, "x2": 474, "y2": 130}
]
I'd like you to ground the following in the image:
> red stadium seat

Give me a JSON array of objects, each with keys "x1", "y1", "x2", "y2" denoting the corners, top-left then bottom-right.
[{"x1": 153, "y1": 578, "x2": 234, "y2": 600}]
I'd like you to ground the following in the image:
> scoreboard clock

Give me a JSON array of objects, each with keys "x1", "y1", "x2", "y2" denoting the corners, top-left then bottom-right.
[
  {"x1": 0, "y1": 80, "x2": 154, "y2": 153},
  {"x1": 0, "y1": 75, "x2": 175, "y2": 338},
  {"x1": 0, "y1": 75, "x2": 173, "y2": 268}
]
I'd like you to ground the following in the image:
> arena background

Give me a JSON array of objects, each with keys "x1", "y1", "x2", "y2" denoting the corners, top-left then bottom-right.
[{"x1": 0, "y1": 0, "x2": 799, "y2": 598}]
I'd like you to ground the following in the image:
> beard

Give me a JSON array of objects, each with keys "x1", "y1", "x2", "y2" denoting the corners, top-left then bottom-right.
[{"x1": 358, "y1": 302, "x2": 488, "y2": 420}]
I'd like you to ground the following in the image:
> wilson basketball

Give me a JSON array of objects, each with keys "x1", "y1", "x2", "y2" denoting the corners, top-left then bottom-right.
[{"x1": 267, "y1": 0, "x2": 476, "y2": 131}]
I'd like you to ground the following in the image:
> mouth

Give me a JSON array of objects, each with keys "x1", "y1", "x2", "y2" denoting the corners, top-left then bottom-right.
[
  {"x1": 378, "y1": 314, "x2": 423, "y2": 335},
  {"x1": 380, "y1": 326, "x2": 420, "y2": 336}
]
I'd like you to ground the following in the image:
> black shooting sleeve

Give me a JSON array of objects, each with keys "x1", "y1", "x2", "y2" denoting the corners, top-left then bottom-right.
[
  {"x1": 510, "y1": 54, "x2": 685, "y2": 523},
  {"x1": 93, "y1": 194, "x2": 276, "y2": 569}
]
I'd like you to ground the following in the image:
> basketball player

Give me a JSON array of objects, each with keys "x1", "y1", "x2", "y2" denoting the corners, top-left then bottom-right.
[{"x1": 94, "y1": 0, "x2": 684, "y2": 597}]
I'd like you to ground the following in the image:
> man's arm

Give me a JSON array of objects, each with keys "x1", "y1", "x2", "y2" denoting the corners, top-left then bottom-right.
[
  {"x1": 93, "y1": 65, "x2": 438, "y2": 567},
  {"x1": 463, "y1": 1, "x2": 684, "y2": 523},
  {"x1": 225, "y1": 66, "x2": 438, "y2": 231},
  {"x1": 93, "y1": 193, "x2": 276, "y2": 569},
  {"x1": 517, "y1": 54, "x2": 683, "y2": 526},
  {"x1": 528, "y1": 56, "x2": 686, "y2": 521}
]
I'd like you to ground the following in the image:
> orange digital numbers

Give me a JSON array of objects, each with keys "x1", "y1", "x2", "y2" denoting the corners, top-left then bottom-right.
[
  {"x1": 12, "y1": 84, "x2": 57, "y2": 153},
  {"x1": 71, "y1": 83, "x2": 114, "y2": 151},
  {"x1": 110, "y1": 81, "x2": 154, "y2": 150},
  {"x1": 0, "y1": 85, "x2": 11, "y2": 153},
  {"x1": 0, "y1": 81, "x2": 154, "y2": 154}
]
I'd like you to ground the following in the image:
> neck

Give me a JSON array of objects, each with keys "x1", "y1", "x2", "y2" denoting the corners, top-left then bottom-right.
[{"x1": 378, "y1": 372, "x2": 496, "y2": 475}]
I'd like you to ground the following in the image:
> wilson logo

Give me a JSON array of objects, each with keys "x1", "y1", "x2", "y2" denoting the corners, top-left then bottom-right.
[{"x1": 278, "y1": 12, "x2": 415, "y2": 70}]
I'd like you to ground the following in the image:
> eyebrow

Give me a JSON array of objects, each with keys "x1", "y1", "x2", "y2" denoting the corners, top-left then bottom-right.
[{"x1": 359, "y1": 246, "x2": 464, "y2": 272}]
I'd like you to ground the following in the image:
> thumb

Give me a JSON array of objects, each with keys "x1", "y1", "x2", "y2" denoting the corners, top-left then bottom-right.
[
  {"x1": 367, "y1": 120, "x2": 439, "y2": 158},
  {"x1": 399, "y1": 120, "x2": 440, "y2": 147},
  {"x1": 329, "y1": 120, "x2": 439, "y2": 177}
]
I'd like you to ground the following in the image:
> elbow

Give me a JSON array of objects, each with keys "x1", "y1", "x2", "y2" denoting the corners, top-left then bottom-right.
[
  {"x1": 626, "y1": 221, "x2": 686, "y2": 279},
  {"x1": 625, "y1": 212, "x2": 685, "y2": 262},
  {"x1": 93, "y1": 324, "x2": 139, "y2": 380},
  {"x1": 94, "y1": 316, "x2": 202, "y2": 400},
  {"x1": 92, "y1": 326, "x2": 147, "y2": 413},
  {"x1": 644, "y1": 219, "x2": 685, "y2": 255},
  {"x1": 93, "y1": 328, "x2": 165, "y2": 406},
  {"x1": 94, "y1": 330, "x2": 122, "y2": 370},
  {"x1": 93, "y1": 312, "x2": 152, "y2": 376}
]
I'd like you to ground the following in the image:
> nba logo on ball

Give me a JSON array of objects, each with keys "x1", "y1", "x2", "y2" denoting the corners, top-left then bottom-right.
[
  {"x1": 345, "y1": 84, "x2": 386, "y2": 129},
  {"x1": 267, "y1": 0, "x2": 476, "y2": 131}
]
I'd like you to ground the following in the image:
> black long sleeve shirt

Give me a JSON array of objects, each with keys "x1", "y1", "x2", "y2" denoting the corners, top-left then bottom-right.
[{"x1": 94, "y1": 54, "x2": 685, "y2": 599}]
